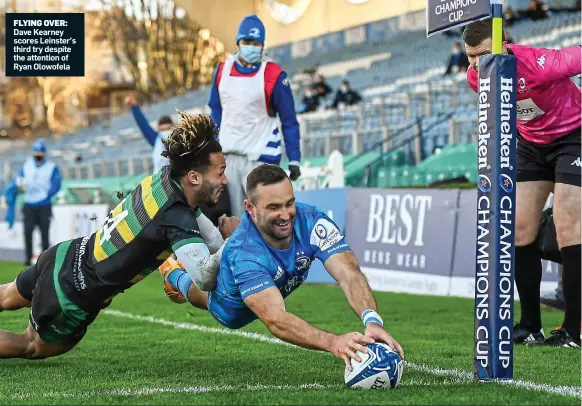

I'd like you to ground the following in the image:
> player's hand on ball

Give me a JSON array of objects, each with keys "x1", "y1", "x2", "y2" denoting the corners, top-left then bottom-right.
[
  {"x1": 332, "y1": 332, "x2": 375, "y2": 371},
  {"x1": 218, "y1": 215, "x2": 240, "y2": 239},
  {"x1": 364, "y1": 323, "x2": 404, "y2": 360}
]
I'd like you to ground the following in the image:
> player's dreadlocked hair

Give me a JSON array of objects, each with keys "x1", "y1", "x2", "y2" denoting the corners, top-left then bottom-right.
[{"x1": 161, "y1": 110, "x2": 222, "y2": 177}]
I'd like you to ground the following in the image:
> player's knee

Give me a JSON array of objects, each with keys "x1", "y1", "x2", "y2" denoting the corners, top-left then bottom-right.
[
  {"x1": 515, "y1": 218, "x2": 538, "y2": 246},
  {"x1": 0, "y1": 286, "x2": 7, "y2": 310},
  {"x1": 23, "y1": 341, "x2": 47, "y2": 360},
  {"x1": 20, "y1": 326, "x2": 52, "y2": 360},
  {"x1": 555, "y1": 214, "x2": 581, "y2": 247},
  {"x1": 0, "y1": 284, "x2": 15, "y2": 311},
  {"x1": 554, "y1": 200, "x2": 581, "y2": 247}
]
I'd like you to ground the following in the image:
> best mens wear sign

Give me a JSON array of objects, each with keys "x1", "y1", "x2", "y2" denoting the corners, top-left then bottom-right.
[
  {"x1": 345, "y1": 188, "x2": 458, "y2": 296},
  {"x1": 426, "y1": 0, "x2": 491, "y2": 37}
]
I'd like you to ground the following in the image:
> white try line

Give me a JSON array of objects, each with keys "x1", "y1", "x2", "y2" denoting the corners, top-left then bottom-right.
[
  {"x1": 9, "y1": 383, "x2": 339, "y2": 400},
  {"x1": 101, "y1": 310, "x2": 581, "y2": 399},
  {"x1": 7, "y1": 377, "x2": 470, "y2": 400}
]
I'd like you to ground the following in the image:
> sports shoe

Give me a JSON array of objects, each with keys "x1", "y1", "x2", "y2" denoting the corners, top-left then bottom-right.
[
  {"x1": 527, "y1": 328, "x2": 581, "y2": 348},
  {"x1": 158, "y1": 257, "x2": 187, "y2": 304},
  {"x1": 514, "y1": 323, "x2": 545, "y2": 344},
  {"x1": 540, "y1": 291, "x2": 565, "y2": 311}
]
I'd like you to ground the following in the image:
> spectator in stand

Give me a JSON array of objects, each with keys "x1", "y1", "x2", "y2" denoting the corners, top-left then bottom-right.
[
  {"x1": 504, "y1": 7, "x2": 518, "y2": 27},
  {"x1": 298, "y1": 86, "x2": 320, "y2": 114},
  {"x1": 4, "y1": 139, "x2": 62, "y2": 266},
  {"x1": 444, "y1": 41, "x2": 470, "y2": 75},
  {"x1": 551, "y1": 0, "x2": 581, "y2": 13},
  {"x1": 125, "y1": 94, "x2": 174, "y2": 173},
  {"x1": 312, "y1": 74, "x2": 333, "y2": 100},
  {"x1": 331, "y1": 80, "x2": 362, "y2": 110},
  {"x1": 524, "y1": 0, "x2": 549, "y2": 21}
]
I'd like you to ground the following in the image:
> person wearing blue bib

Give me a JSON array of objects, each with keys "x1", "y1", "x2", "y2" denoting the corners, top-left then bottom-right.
[
  {"x1": 160, "y1": 164, "x2": 404, "y2": 369},
  {"x1": 4, "y1": 139, "x2": 61, "y2": 266}
]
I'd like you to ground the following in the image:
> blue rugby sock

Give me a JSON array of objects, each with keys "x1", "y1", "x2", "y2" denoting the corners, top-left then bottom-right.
[{"x1": 167, "y1": 269, "x2": 193, "y2": 301}]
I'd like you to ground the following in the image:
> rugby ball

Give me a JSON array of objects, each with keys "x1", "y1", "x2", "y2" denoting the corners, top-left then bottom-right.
[{"x1": 344, "y1": 343, "x2": 404, "y2": 389}]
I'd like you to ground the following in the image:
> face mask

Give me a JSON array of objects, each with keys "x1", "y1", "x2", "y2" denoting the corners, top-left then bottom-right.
[
  {"x1": 340, "y1": 86, "x2": 349, "y2": 93},
  {"x1": 33, "y1": 155, "x2": 44, "y2": 163},
  {"x1": 239, "y1": 45, "x2": 262, "y2": 64},
  {"x1": 159, "y1": 130, "x2": 172, "y2": 141},
  {"x1": 452, "y1": 48, "x2": 460, "y2": 54}
]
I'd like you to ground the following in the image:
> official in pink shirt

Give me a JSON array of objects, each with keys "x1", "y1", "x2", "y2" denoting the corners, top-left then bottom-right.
[{"x1": 463, "y1": 18, "x2": 581, "y2": 348}]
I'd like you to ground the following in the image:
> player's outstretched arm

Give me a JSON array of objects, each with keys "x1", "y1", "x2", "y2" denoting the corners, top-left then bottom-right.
[
  {"x1": 324, "y1": 250, "x2": 404, "y2": 358},
  {"x1": 244, "y1": 286, "x2": 375, "y2": 370},
  {"x1": 324, "y1": 250, "x2": 376, "y2": 317}
]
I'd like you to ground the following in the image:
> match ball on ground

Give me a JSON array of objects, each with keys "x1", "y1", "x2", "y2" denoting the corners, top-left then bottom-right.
[{"x1": 344, "y1": 343, "x2": 404, "y2": 389}]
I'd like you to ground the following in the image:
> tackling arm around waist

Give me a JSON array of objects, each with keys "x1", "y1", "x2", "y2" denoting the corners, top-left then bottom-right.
[
  {"x1": 174, "y1": 242, "x2": 226, "y2": 291},
  {"x1": 196, "y1": 212, "x2": 224, "y2": 254}
]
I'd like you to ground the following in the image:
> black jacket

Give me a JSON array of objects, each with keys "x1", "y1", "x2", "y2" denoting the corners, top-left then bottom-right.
[{"x1": 332, "y1": 89, "x2": 362, "y2": 108}]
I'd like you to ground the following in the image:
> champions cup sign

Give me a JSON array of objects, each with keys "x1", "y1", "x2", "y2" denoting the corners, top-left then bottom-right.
[
  {"x1": 426, "y1": 0, "x2": 491, "y2": 37},
  {"x1": 474, "y1": 55, "x2": 517, "y2": 382},
  {"x1": 427, "y1": 0, "x2": 518, "y2": 382}
]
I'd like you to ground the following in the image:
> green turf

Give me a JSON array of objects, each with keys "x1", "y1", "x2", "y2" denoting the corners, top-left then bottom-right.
[{"x1": 0, "y1": 260, "x2": 579, "y2": 404}]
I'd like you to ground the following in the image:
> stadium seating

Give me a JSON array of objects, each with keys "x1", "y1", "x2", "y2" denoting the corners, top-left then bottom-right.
[{"x1": 1, "y1": 10, "x2": 580, "y2": 193}]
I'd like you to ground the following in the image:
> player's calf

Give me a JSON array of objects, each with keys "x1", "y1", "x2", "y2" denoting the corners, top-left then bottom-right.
[
  {"x1": 553, "y1": 183, "x2": 581, "y2": 248},
  {"x1": 552, "y1": 182, "x2": 581, "y2": 345},
  {"x1": 22, "y1": 324, "x2": 76, "y2": 360},
  {"x1": 185, "y1": 282, "x2": 208, "y2": 310},
  {"x1": 159, "y1": 257, "x2": 208, "y2": 310},
  {"x1": 0, "y1": 281, "x2": 31, "y2": 312},
  {"x1": 0, "y1": 323, "x2": 75, "y2": 360},
  {"x1": 514, "y1": 181, "x2": 553, "y2": 333}
]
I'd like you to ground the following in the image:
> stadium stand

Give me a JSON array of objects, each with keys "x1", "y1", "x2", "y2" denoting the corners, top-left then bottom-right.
[{"x1": 1, "y1": 7, "x2": 580, "y2": 202}]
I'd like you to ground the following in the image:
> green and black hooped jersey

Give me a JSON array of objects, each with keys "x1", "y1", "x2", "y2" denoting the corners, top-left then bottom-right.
[{"x1": 58, "y1": 166, "x2": 204, "y2": 311}]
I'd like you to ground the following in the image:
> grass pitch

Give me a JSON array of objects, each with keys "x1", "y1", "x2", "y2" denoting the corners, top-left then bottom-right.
[{"x1": 0, "y1": 260, "x2": 579, "y2": 404}]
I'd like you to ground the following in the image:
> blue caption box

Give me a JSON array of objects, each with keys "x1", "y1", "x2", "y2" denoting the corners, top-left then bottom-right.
[{"x1": 5, "y1": 13, "x2": 85, "y2": 77}]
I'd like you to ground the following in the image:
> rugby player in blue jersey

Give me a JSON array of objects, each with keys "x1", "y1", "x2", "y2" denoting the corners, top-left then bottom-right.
[{"x1": 161, "y1": 164, "x2": 404, "y2": 369}]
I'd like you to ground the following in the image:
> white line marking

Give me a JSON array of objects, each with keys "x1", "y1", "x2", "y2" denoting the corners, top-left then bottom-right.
[
  {"x1": 10, "y1": 383, "x2": 340, "y2": 400},
  {"x1": 104, "y1": 309, "x2": 294, "y2": 347},
  {"x1": 7, "y1": 378, "x2": 470, "y2": 400},
  {"x1": 409, "y1": 362, "x2": 581, "y2": 398},
  {"x1": 102, "y1": 310, "x2": 581, "y2": 399}
]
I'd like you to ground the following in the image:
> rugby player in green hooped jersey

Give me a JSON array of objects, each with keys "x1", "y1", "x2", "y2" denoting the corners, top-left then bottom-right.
[{"x1": 0, "y1": 111, "x2": 240, "y2": 359}]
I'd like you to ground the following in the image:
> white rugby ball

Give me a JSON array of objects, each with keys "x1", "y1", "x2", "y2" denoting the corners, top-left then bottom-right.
[{"x1": 344, "y1": 342, "x2": 404, "y2": 389}]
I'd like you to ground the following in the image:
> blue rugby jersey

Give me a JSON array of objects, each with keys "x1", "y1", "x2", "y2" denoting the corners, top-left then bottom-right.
[{"x1": 208, "y1": 202, "x2": 350, "y2": 329}]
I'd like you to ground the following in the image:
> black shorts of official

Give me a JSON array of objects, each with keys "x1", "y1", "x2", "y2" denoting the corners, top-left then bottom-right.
[
  {"x1": 516, "y1": 127, "x2": 581, "y2": 186},
  {"x1": 15, "y1": 241, "x2": 100, "y2": 346}
]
